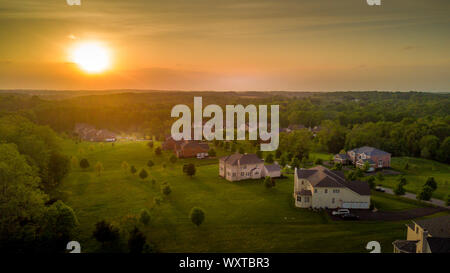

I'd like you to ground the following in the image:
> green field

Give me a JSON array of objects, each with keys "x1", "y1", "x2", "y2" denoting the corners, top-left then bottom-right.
[
  {"x1": 55, "y1": 140, "x2": 443, "y2": 253},
  {"x1": 377, "y1": 157, "x2": 450, "y2": 200}
]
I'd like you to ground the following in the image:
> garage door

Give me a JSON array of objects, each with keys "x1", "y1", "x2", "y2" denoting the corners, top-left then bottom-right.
[{"x1": 342, "y1": 202, "x2": 369, "y2": 209}]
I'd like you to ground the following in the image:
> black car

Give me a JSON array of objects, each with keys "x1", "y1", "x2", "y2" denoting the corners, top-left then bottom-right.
[
  {"x1": 340, "y1": 213, "x2": 360, "y2": 220},
  {"x1": 375, "y1": 186, "x2": 385, "y2": 192}
]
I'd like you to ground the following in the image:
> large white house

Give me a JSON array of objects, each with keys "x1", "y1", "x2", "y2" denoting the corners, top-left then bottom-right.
[
  {"x1": 294, "y1": 165, "x2": 371, "y2": 209},
  {"x1": 219, "y1": 153, "x2": 281, "y2": 181}
]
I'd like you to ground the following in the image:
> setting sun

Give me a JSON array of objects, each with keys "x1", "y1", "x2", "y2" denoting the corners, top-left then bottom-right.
[{"x1": 70, "y1": 42, "x2": 111, "y2": 74}]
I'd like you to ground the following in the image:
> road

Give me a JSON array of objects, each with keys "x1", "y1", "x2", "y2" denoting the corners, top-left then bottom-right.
[{"x1": 381, "y1": 187, "x2": 449, "y2": 208}]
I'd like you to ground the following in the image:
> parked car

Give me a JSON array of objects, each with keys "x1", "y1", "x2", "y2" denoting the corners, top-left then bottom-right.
[
  {"x1": 375, "y1": 186, "x2": 385, "y2": 192},
  {"x1": 332, "y1": 209, "x2": 350, "y2": 215},
  {"x1": 340, "y1": 213, "x2": 360, "y2": 220}
]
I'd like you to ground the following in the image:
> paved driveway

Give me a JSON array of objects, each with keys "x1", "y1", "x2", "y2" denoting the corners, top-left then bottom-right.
[{"x1": 381, "y1": 187, "x2": 449, "y2": 208}]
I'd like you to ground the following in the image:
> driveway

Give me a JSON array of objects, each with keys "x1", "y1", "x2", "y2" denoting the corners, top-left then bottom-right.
[
  {"x1": 327, "y1": 207, "x2": 447, "y2": 221},
  {"x1": 381, "y1": 187, "x2": 449, "y2": 208}
]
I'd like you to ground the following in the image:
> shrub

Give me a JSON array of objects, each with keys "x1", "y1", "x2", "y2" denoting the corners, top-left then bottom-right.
[
  {"x1": 161, "y1": 184, "x2": 172, "y2": 196},
  {"x1": 93, "y1": 220, "x2": 120, "y2": 244},
  {"x1": 139, "y1": 169, "x2": 148, "y2": 180},
  {"x1": 265, "y1": 153, "x2": 274, "y2": 164},
  {"x1": 139, "y1": 209, "x2": 151, "y2": 225},
  {"x1": 190, "y1": 207, "x2": 205, "y2": 227},
  {"x1": 147, "y1": 141, "x2": 154, "y2": 149},
  {"x1": 147, "y1": 160, "x2": 154, "y2": 167},
  {"x1": 79, "y1": 158, "x2": 90, "y2": 169},
  {"x1": 128, "y1": 227, "x2": 147, "y2": 254},
  {"x1": 155, "y1": 147, "x2": 162, "y2": 156},
  {"x1": 183, "y1": 163, "x2": 196, "y2": 177},
  {"x1": 424, "y1": 177, "x2": 437, "y2": 191},
  {"x1": 264, "y1": 176, "x2": 274, "y2": 188},
  {"x1": 153, "y1": 196, "x2": 162, "y2": 206},
  {"x1": 130, "y1": 165, "x2": 137, "y2": 174},
  {"x1": 417, "y1": 185, "x2": 434, "y2": 201}
]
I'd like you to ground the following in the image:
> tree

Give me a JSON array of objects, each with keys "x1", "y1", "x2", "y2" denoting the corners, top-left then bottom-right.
[
  {"x1": 317, "y1": 120, "x2": 347, "y2": 154},
  {"x1": 155, "y1": 147, "x2": 162, "y2": 156},
  {"x1": 130, "y1": 165, "x2": 137, "y2": 175},
  {"x1": 424, "y1": 177, "x2": 437, "y2": 191},
  {"x1": 128, "y1": 227, "x2": 147, "y2": 254},
  {"x1": 367, "y1": 176, "x2": 376, "y2": 189},
  {"x1": 314, "y1": 158, "x2": 323, "y2": 165},
  {"x1": 208, "y1": 148, "x2": 216, "y2": 157},
  {"x1": 265, "y1": 153, "x2": 274, "y2": 164},
  {"x1": 183, "y1": 163, "x2": 196, "y2": 177},
  {"x1": 139, "y1": 209, "x2": 151, "y2": 226},
  {"x1": 264, "y1": 176, "x2": 274, "y2": 188},
  {"x1": 42, "y1": 200, "x2": 79, "y2": 247},
  {"x1": 190, "y1": 207, "x2": 205, "y2": 227},
  {"x1": 93, "y1": 220, "x2": 120, "y2": 244},
  {"x1": 153, "y1": 196, "x2": 162, "y2": 206},
  {"x1": 331, "y1": 162, "x2": 342, "y2": 171},
  {"x1": 394, "y1": 177, "x2": 407, "y2": 195},
  {"x1": 280, "y1": 154, "x2": 288, "y2": 167},
  {"x1": 95, "y1": 162, "x2": 104, "y2": 176},
  {"x1": 121, "y1": 161, "x2": 129, "y2": 173},
  {"x1": 139, "y1": 169, "x2": 148, "y2": 180},
  {"x1": 436, "y1": 137, "x2": 450, "y2": 163},
  {"x1": 147, "y1": 141, "x2": 154, "y2": 149},
  {"x1": 417, "y1": 185, "x2": 433, "y2": 201},
  {"x1": 275, "y1": 149, "x2": 282, "y2": 159},
  {"x1": 238, "y1": 146, "x2": 245, "y2": 154},
  {"x1": 147, "y1": 160, "x2": 154, "y2": 167},
  {"x1": 161, "y1": 184, "x2": 172, "y2": 196},
  {"x1": 362, "y1": 161, "x2": 371, "y2": 172},
  {"x1": 291, "y1": 157, "x2": 300, "y2": 169},
  {"x1": 419, "y1": 135, "x2": 440, "y2": 159},
  {"x1": 79, "y1": 158, "x2": 90, "y2": 169},
  {"x1": 169, "y1": 155, "x2": 177, "y2": 164},
  {"x1": 376, "y1": 172, "x2": 384, "y2": 181}
]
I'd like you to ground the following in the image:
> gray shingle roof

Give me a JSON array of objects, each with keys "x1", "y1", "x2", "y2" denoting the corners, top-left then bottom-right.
[
  {"x1": 426, "y1": 237, "x2": 450, "y2": 253},
  {"x1": 264, "y1": 164, "x2": 281, "y2": 172},
  {"x1": 392, "y1": 240, "x2": 418, "y2": 253},
  {"x1": 414, "y1": 215, "x2": 450, "y2": 238},
  {"x1": 220, "y1": 153, "x2": 263, "y2": 166},
  {"x1": 296, "y1": 165, "x2": 371, "y2": 195},
  {"x1": 349, "y1": 146, "x2": 390, "y2": 156}
]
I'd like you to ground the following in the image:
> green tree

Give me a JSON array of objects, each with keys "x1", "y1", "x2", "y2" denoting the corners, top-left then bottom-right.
[
  {"x1": 367, "y1": 176, "x2": 376, "y2": 189},
  {"x1": 265, "y1": 153, "x2": 274, "y2": 164},
  {"x1": 183, "y1": 163, "x2": 196, "y2": 177},
  {"x1": 275, "y1": 149, "x2": 282, "y2": 159},
  {"x1": 417, "y1": 185, "x2": 434, "y2": 201},
  {"x1": 93, "y1": 220, "x2": 120, "y2": 244},
  {"x1": 147, "y1": 160, "x2": 154, "y2": 167},
  {"x1": 94, "y1": 161, "x2": 104, "y2": 176},
  {"x1": 139, "y1": 169, "x2": 148, "y2": 180},
  {"x1": 130, "y1": 165, "x2": 137, "y2": 175},
  {"x1": 190, "y1": 207, "x2": 205, "y2": 227},
  {"x1": 280, "y1": 154, "x2": 288, "y2": 167},
  {"x1": 394, "y1": 177, "x2": 407, "y2": 195},
  {"x1": 147, "y1": 141, "x2": 154, "y2": 149},
  {"x1": 79, "y1": 158, "x2": 90, "y2": 169},
  {"x1": 436, "y1": 137, "x2": 450, "y2": 163},
  {"x1": 128, "y1": 227, "x2": 147, "y2": 253},
  {"x1": 161, "y1": 184, "x2": 172, "y2": 196},
  {"x1": 424, "y1": 177, "x2": 437, "y2": 191},
  {"x1": 139, "y1": 209, "x2": 151, "y2": 226},
  {"x1": 264, "y1": 176, "x2": 274, "y2": 188},
  {"x1": 155, "y1": 147, "x2": 162, "y2": 156}
]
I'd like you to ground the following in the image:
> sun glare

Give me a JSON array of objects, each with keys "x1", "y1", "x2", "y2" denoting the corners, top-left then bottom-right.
[{"x1": 70, "y1": 41, "x2": 111, "y2": 74}]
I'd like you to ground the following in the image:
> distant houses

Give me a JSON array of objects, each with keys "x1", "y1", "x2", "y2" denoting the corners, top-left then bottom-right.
[
  {"x1": 334, "y1": 146, "x2": 391, "y2": 171},
  {"x1": 162, "y1": 136, "x2": 210, "y2": 159},
  {"x1": 392, "y1": 215, "x2": 450, "y2": 253},
  {"x1": 74, "y1": 123, "x2": 116, "y2": 142},
  {"x1": 219, "y1": 153, "x2": 281, "y2": 181},
  {"x1": 294, "y1": 165, "x2": 371, "y2": 209}
]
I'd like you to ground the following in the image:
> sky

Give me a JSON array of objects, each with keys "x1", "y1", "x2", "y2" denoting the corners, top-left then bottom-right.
[{"x1": 0, "y1": 0, "x2": 449, "y2": 91}]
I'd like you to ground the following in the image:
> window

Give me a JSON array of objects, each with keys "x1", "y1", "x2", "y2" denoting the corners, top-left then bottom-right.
[
  {"x1": 332, "y1": 198, "x2": 335, "y2": 204},
  {"x1": 297, "y1": 196, "x2": 301, "y2": 202},
  {"x1": 325, "y1": 189, "x2": 328, "y2": 194},
  {"x1": 301, "y1": 181, "x2": 304, "y2": 185},
  {"x1": 333, "y1": 189, "x2": 340, "y2": 193}
]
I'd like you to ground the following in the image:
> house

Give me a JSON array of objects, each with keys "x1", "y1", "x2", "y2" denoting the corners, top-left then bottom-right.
[
  {"x1": 175, "y1": 142, "x2": 210, "y2": 159},
  {"x1": 162, "y1": 136, "x2": 183, "y2": 150},
  {"x1": 293, "y1": 165, "x2": 371, "y2": 209},
  {"x1": 74, "y1": 123, "x2": 116, "y2": 142},
  {"x1": 392, "y1": 215, "x2": 450, "y2": 253},
  {"x1": 338, "y1": 146, "x2": 391, "y2": 169},
  {"x1": 263, "y1": 164, "x2": 282, "y2": 178},
  {"x1": 333, "y1": 153, "x2": 350, "y2": 165},
  {"x1": 219, "y1": 153, "x2": 264, "y2": 181}
]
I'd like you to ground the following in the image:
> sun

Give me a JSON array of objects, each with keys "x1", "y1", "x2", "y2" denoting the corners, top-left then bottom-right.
[{"x1": 70, "y1": 41, "x2": 111, "y2": 73}]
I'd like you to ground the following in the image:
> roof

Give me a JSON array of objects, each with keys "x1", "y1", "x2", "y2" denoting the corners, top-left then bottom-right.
[
  {"x1": 264, "y1": 164, "x2": 281, "y2": 172},
  {"x1": 426, "y1": 237, "x2": 450, "y2": 253},
  {"x1": 392, "y1": 240, "x2": 418, "y2": 253},
  {"x1": 179, "y1": 142, "x2": 209, "y2": 152},
  {"x1": 334, "y1": 153, "x2": 350, "y2": 160},
  {"x1": 349, "y1": 146, "x2": 390, "y2": 156},
  {"x1": 414, "y1": 215, "x2": 450, "y2": 238},
  {"x1": 220, "y1": 153, "x2": 263, "y2": 166},
  {"x1": 296, "y1": 165, "x2": 371, "y2": 195}
]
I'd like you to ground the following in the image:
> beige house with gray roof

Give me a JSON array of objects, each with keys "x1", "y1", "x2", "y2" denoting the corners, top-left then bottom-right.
[
  {"x1": 294, "y1": 165, "x2": 371, "y2": 209},
  {"x1": 219, "y1": 153, "x2": 280, "y2": 181}
]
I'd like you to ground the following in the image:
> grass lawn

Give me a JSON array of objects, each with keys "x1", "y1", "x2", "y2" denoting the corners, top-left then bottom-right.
[
  {"x1": 371, "y1": 191, "x2": 431, "y2": 211},
  {"x1": 55, "y1": 140, "x2": 436, "y2": 253},
  {"x1": 377, "y1": 157, "x2": 450, "y2": 200}
]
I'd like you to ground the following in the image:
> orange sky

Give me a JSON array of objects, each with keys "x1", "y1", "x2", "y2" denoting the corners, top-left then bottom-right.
[{"x1": 0, "y1": 0, "x2": 449, "y2": 91}]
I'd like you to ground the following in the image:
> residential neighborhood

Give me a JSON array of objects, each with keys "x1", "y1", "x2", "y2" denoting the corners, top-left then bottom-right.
[
  {"x1": 334, "y1": 146, "x2": 391, "y2": 171},
  {"x1": 74, "y1": 123, "x2": 117, "y2": 142}
]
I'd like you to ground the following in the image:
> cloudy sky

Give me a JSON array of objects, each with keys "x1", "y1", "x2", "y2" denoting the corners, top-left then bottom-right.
[{"x1": 0, "y1": 0, "x2": 449, "y2": 91}]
